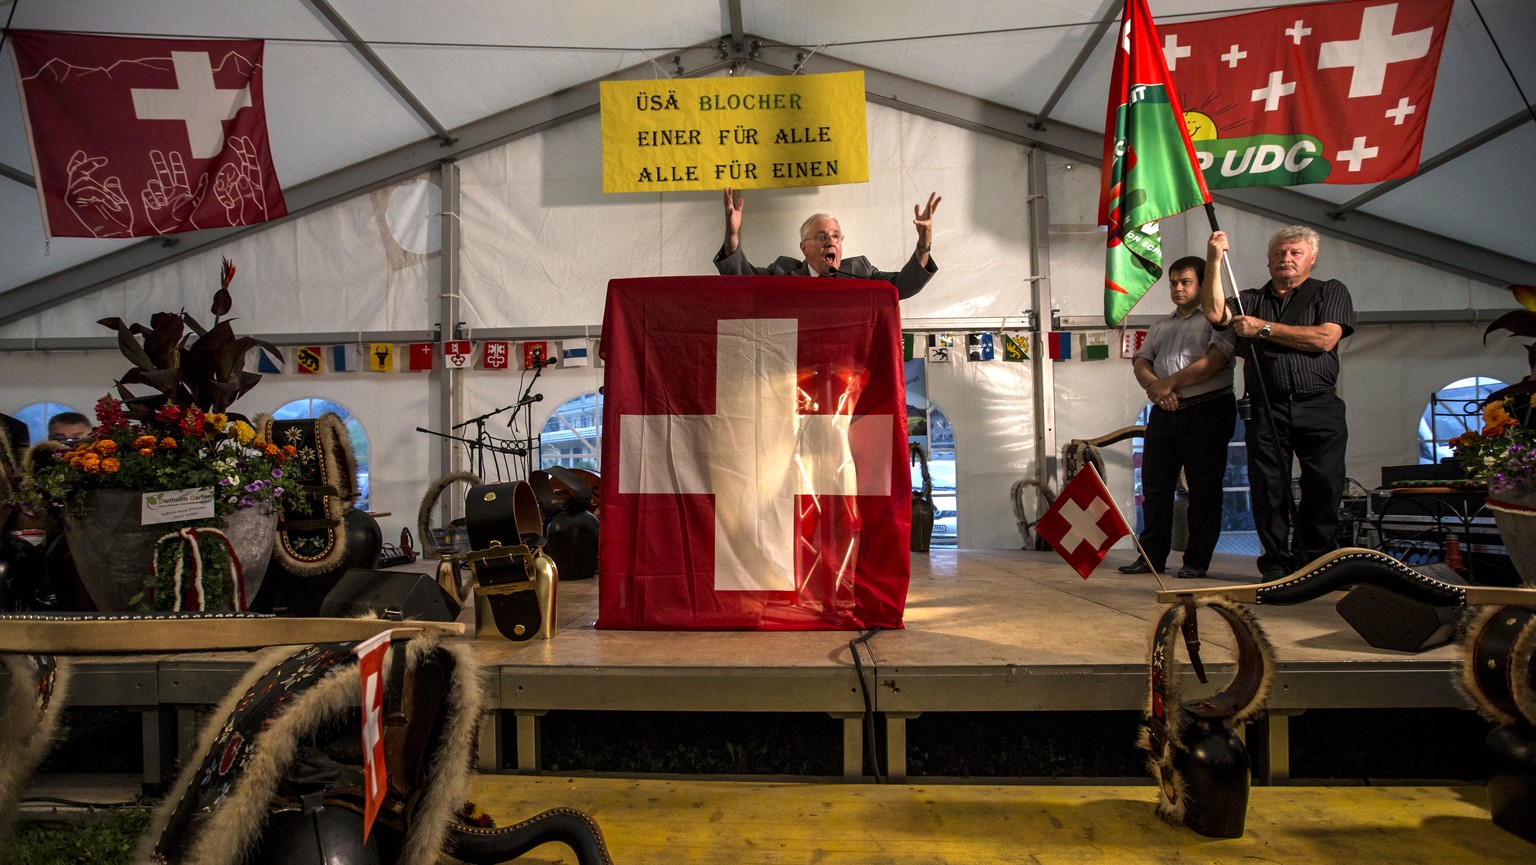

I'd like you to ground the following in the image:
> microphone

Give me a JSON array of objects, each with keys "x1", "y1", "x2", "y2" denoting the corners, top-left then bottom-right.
[{"x1": 507, "y1": 393, "x2": 544, "y2": 427}]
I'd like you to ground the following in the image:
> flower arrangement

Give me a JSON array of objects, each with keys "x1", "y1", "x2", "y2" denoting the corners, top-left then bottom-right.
[
  {"x1": 1450, "y1": 395, "x2": 1536, "y2": 496},
  {"x1": 7, "y1": 259, "x2": 302, "y2": 612},
  {"x1": 27, "y1": 396, "x2": 300, "y2": 517}
]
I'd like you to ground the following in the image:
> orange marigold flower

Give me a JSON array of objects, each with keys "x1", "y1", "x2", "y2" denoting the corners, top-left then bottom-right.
[
  {"x1": 138, "y1": 448, "x2": 154, "y2": 457},
  {"x1": 101, "y1": 457, "x2": 121, "y2": 473},
  {"x1": 134, "y1": 435, "x2": 158, "y2": 450},
  {"x1": 94, "y1": 440, "x2": 119, "y2": 454},
  {"x1": 1483, "y1": 400, "x2": 1519, "y2": 436},
  {"x1": 159, "y1": 437, "x2": 178, "y2": 450},
  {"x1": 283, "y1": 445, "x2": 297, "y2": 456},
  {"x1": 264, "y1": 443, "x2": 281, "y2": 457},
  {"x1": 83, "y1": 461, "x2": 101, "y2": 473}
]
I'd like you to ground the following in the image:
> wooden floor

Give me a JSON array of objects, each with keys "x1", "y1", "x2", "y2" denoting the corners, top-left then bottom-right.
[
  {"x1": 469, "y1": 775, "x2": 1531, "y2": 864},
  {"x1": 477, "y1": 547, "x2": 1468, "y2": 778}
]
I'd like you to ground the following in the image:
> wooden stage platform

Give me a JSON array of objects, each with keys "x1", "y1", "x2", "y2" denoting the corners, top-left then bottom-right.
[
  {"x1": 474, "y1": 548, "x2": 1469, "y2": 782},
  {"x1": 25, "y1": 547, "x2": 1480, "y2": 788}
]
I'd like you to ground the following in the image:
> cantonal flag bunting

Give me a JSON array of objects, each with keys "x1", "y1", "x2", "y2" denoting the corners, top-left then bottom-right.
[
  {"x1": 295, "y1": 346, "x2": 323, "y2": 374},
  {"x1": 9, "y1": 31, "x2": 287, "y2": 239},
  {"x1": 1099, "y1": 0, "x2": 1212, "y2": 328},
  {"x1": 523, "y1": 341, "x2": 550, "y2": 369},
  {"x1": 407, "y1": 342, "x2": 434, "y2": 371},
  {"x1": 598, "y1": 276, "x2": 911, "y2": 631},
  {"x1": 1159, "y1": 0, "x2": 1451, "y2": 189},
  {"x1": 367, "y1": 343, "x2": 394, "y2": 372},
  {"x1": 1036, "y1": 463, "x2": 1132, "y2": 580},
  {"x1": 482, "y1": 340, "x2": 510, "y2": 369}
]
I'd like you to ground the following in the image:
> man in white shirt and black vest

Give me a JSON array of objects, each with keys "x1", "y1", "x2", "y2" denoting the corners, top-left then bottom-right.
[{"x1": 1202, "y1": 226, "x2": 1357, "y2": 581}]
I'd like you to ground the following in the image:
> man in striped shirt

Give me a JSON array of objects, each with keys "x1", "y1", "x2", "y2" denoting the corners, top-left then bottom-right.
[{"x1": 1203, "y1": 227, "x2": 1357, "y2": 581}]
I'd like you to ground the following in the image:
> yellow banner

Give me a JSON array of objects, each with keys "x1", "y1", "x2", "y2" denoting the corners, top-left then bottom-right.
[{"x1": 600, "y1": 71, "x2": 868, "y2": 193}]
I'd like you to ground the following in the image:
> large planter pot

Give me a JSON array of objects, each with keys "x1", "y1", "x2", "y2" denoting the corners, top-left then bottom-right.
[
  {"x1": 63, "y1": 489, "x2": 278, "y2": 611},
  {"x1": 1488, "y1": 488, "x2": 1536, "y2": 587}
]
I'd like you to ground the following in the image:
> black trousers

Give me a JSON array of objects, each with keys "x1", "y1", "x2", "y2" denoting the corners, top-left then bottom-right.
[
  {"x1": 1139, "y1": 392, "x2": 1237, "y2": 570},
  {"x1": 1245, "y1": 390, "x2": 1348, "y2": 573}
]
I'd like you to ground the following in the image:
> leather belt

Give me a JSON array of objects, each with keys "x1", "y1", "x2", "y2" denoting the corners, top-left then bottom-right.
[
  {"x1": 1167, "y1": 389, "x2": 1233, "y2": 410},
  {"x1": 1270, "y1": 387, "x2": 1335, "y2": 402}
]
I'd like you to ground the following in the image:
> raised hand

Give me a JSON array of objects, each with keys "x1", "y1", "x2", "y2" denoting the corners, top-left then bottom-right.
[
  {"x1": 913, "y1": 191, "x2": 941, "y2": 250},
  {"x1": 722, "y1": 186, "x2": 745, "y2": 253}
]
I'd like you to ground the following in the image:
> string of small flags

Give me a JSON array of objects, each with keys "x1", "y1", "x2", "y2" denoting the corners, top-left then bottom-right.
[
  {"x1": 249, "y1": 338, "x2": 600, "y2": 374},
  {"x1": 901, "y1": 329, "x2": 1150, "y2": 364}
]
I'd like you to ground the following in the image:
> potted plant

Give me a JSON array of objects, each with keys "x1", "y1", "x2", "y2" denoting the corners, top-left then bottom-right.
[
  {"x1": 1455, "y1": 284, "x2": 1536, "y2": 585},
  {"x1": 16, "y1": 260, "x2": 303, "y2": 610}
]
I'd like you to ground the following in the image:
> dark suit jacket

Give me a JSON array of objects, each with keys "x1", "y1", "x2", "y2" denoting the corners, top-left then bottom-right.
[{"x1": 713, "y1": 246, "x2": 937, "y2": 300}]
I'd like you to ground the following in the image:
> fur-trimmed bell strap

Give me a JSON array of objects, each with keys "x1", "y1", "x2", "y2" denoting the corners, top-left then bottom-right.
[
  {"x1": 1143, "y1": 598, "x2": 1276, "y2": 772},
  {"x1": 1458, "y1": 604, "x2": 1536, "y2": 727}
]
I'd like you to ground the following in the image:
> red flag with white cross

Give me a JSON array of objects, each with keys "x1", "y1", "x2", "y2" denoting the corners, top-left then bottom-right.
[
  {"x1": 352, "y1": 630, "x2": 393, "y2": 843},
  {"x1": 597, "y1": 276, "x2": 911, "y2": 630},
  {"x1": 9, "y1": 30, "x2": 287, "y2": 238},
  {"x1": 1036, "y1": 463, "x2": 1132, "y2": 579},
  {"x1": 1158, "y1": 0, "x2": 1451, "y2": 188},
  {"x1": 407, "y1": 342, "x2": 434, "y2": 371}
]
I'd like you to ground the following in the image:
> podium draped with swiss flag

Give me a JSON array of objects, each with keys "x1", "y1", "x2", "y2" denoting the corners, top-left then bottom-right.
[{"x1": 598, "y1": 276, "x2": 912, "y2": 630}]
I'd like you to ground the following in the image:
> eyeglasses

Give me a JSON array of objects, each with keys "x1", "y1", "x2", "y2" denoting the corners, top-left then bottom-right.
[{"x1": 805, "y1": 232, "x2": 845, "y2": 243}]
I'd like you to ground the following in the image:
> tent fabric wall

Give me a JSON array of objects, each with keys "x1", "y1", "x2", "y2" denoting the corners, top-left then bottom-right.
[{"x1": 2, "y1": 98, "x2": 1528, "y2": 554}]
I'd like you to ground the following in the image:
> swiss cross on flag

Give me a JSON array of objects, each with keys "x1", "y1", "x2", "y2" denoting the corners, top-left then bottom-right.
[
  {"x1": 1036, "y1": 463, "x2": 1132, "y2": 579},
  {"x1": 407, "y1": 342, "x2": 434, "y2": 371},
  {"x1": 352, "y1": 630, "x2": 394, "y2": 843},
  {"x1": 1159, "y1": 0, "x2": 1451, "y2": 187},
  {"x1": 10, "y1": 31, "x2": 287, "y2": 238},
  {"x1": 598, "y1": 276, "x2": 911, "y2": 630}
]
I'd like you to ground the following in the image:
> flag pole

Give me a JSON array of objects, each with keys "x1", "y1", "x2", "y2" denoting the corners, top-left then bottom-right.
[
  {"x1": 1200, "y1": 201, "x2": 1300, "y2": 558},
  {"x1": 1203, "y1": 202, "x2": 1245, "y2": 317},
  {"x1": 1129, "y1": 534, "x2": 1170, "y2": 593}
]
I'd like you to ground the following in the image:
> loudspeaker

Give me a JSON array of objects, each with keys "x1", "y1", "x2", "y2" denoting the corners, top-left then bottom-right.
[
  {"x1": 1335, "y1": 580, "x2": 1461, "y2": 653},
  {"x1": 318, "y1": 568, "x2": 460, "y2": 622}
]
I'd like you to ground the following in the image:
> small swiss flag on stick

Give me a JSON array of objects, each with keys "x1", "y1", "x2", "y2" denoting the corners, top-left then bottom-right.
[{"x1": 1036, "y1": 463, "x2": 1132, "y2": 579}]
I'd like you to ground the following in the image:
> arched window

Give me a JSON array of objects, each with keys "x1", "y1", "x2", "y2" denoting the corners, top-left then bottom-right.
[
  {"x1": 10, "y1": 400, "x2": 86, "y2": 446},
  {"x1": 540, "y1": 393, "x2": 602, "y2": 471},
  {"x1": 1419, "y1": 377, "x2": 1505, "y2": 465},
  {"x1": 271, "y1": 398, "x2": 372, "y2": 509}
]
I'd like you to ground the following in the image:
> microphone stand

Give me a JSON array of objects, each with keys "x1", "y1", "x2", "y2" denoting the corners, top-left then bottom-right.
[
  {"x1": 509, "y1": 360, "x2": 552, "y2": 477},
  {"x1": 452, "y1": 400, "x2": 522, "y2": 479}
]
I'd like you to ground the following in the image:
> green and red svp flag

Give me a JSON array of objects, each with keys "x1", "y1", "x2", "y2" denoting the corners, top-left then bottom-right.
[{"x1": 1099, "y1": 0, "x2": 1211, "y2": 327}]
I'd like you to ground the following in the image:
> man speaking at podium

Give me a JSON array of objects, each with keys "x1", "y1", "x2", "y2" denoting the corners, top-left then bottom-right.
[{"x1": 713, "y1": 187, "x2": 941, "y2": 299}]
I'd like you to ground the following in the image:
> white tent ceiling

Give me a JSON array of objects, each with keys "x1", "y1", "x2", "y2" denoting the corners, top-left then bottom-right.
[{"x1": 1, "y1": 0, "x2": 1533, "y2": 328}]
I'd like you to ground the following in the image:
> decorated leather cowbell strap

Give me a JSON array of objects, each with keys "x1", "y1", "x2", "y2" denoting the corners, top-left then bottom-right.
[
  {"x1": 1143, "y1": 596, "x2": 1275, "y2": 816},
  {"x1": 1150, "y1": 547, "x2": 1536, "y2": 608},
  {"x1": 464, "y1": 481, "x2": 555, "y2": 641},
  {"x1": 261, "y1": 414, "x2": 357, "y2": 576},
  {"x1": 1457, "y1": 604, "x2": 1536, "y2": 728}
]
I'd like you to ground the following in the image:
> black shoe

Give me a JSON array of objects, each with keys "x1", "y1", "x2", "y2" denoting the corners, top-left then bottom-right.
[
  {"x1": 1117, "y1": 560, "x2": 1155, "y2": 574},
  {"x1": 1176, "y1": 565, "x2": 1208, "y2": 579},
  {"x1": 1260, "y1": 565, "x2": 1288, "y2": 581}
]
